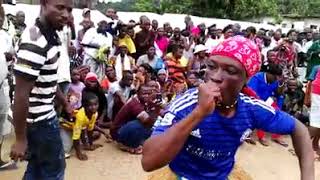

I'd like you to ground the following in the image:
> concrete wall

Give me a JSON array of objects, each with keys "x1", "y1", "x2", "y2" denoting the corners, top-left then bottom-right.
[{"x1": 252, "y1": 16, "x2": 320, "y2": 31}]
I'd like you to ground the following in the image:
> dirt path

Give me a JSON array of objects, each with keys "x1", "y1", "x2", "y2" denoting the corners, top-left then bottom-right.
[{"x1": 1, "y1": 134, "x2": 320, "y2": 180}]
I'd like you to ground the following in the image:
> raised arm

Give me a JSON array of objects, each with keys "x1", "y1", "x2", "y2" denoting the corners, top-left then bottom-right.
[
  {"x1": 141, "y1": 83, "x2": 221, "y2": 171},
  {"x1": 141, "y1": 106, "x2": 206, "y2": 171}
]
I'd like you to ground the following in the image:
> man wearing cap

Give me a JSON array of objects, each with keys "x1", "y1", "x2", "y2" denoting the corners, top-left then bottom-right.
[
  {"x1": 187, "y1": 44, "x2": 208, "y2": 73},
  {"x1": 142, "y1": 36, "x2": 314, "y2": 180},
  {"x1": 82, "y1": 20, "x2": 113, "y2": 81}
]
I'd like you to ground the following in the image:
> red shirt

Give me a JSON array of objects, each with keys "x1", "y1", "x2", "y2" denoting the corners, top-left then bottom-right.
[
  {"x1": 312, "y1": 70, "x2": 320, "y2": 95},
  {"x1": 101, "y1": 77, "x2": 111, "y2": 92},
  {"x1": 110, "y1": 97, "x2": 144, "y2": 140}
]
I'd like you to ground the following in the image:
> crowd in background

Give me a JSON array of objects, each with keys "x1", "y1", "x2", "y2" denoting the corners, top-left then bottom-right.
[{"x1": 1, "y1": 3, "x2": 320, "y2": 168}]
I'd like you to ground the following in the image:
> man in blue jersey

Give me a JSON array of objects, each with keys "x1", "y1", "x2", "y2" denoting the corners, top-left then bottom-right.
[
  {"x1": 247, "y1": 63, "x2": 288, "y2": 146},
  {"x1": 142, "y1": 36, "x2": 314, "y2": 180}
]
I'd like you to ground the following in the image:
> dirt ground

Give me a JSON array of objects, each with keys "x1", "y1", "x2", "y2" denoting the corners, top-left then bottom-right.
[{"x1": 1, "y1": 133, "x2": 320, "y2": 180}]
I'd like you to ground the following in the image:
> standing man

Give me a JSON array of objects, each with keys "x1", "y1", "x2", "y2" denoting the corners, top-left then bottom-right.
[
  {"x1": 10, "y1": 0, "x2": 73, "y2": 179},
  {"x1": 134, "y1": 16, "x2": 154, "y2": 59},
  {"x1": 0, "y1": 5, "x2": 14, "y2": 169}
]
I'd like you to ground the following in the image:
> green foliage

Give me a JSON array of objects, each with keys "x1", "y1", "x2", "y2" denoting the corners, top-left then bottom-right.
[
  {"x1": 96, "y1": 0, "x2": 320, "y2": 21},
  {"x1": 133, "y1": 0, "x2": 194, "y2": 14}
]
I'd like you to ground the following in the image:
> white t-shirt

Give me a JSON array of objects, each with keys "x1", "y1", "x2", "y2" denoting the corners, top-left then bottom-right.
[
  {"x1": 302, "y1": 40, "x2": 313, "y2": 54},
  {"x1": 0, "y1": 54, "x2": 8, "y2": 87},
  {"x1": 0, "y1": 30, "x2": 13, "y2": 54},
  {"x1": 0, "y1": 29, "x2": 11, "y2": 87},
  {"x1": 107, "y1": 81, "x2": 131, "y2": 119},
  {"x1": 205, "y1": 37, "x2": 220, "y2": 53},
  {"x1": 293, "y1": 42, "x2": 303, "y2": 54},
  {"x1": 57, "y1": 26, "x2": 71, "y2": 83},
  {"x1": 82, "y1": 27, "x2": 113, "y2": 58}
]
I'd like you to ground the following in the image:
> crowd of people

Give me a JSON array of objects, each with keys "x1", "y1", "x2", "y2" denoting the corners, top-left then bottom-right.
[{"x1": 0, "y1": 0, "x2": 319, "y2": 179}]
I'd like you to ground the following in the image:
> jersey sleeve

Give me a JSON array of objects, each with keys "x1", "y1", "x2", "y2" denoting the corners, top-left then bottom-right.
[
  {"x1": 152, "y1": 89, "x2": 198, "y2": 136},
  {"x1": 14, "y1": 28, "x2": 48, "y2": 81},
  {"x1": 250, "y1": 98, "x2": 296, "y2": 134},
  {"x1": 152, "y1": 112, "x2": 181, "y2": 136},
  {"x1": 87, "y1": 113, "x2": 97, "y2": 131},
  {"x1": 72, "y1": 112, "x2": 85, "y2": 140},
  {"x1": 247, "y1": 75, "x2": 260, "y2": 93}
]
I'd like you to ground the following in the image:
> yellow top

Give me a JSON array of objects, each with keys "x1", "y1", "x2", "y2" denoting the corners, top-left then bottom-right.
[
  {"x1": 61, "y1": 108, "x2": 98, "y2": 140},
  {"x1": 119, "y1": 35, "x2": 136, "y2": 54},
  {"x1": 73, "y1": 108, "x2": 98, "y2": 140},
  {"x1": 165, "y1": 53, "x2": 189, "y2": 67}
]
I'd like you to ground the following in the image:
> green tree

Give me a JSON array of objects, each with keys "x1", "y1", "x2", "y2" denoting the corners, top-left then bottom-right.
[
  {"x1": 97, "y1": 0, "x2": 320, "y2": 21},
  {"x1": 133, "y1": 0, "x2": 193, "y2": 14},
  {"x1": 278, "y1": 0, "x2": 320, "y2": 17}
]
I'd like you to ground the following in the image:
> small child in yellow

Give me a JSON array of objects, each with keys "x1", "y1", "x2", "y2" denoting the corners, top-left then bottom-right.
[{"x1": 60, "y1": 92, "x2": 106, "y2": 161}]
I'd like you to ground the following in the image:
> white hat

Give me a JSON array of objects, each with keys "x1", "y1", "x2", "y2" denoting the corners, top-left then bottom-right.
[
  {"x1": 194, "y1": 44, "x2": 208, "y2": 54},
  {"x1": 83, "y1": 8, "x2": 91, "y2": 16}
]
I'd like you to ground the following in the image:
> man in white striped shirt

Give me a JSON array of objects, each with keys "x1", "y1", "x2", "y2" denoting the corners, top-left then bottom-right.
[{"x1": 10, "y1": 0, "x2": 73, "y2": 179}]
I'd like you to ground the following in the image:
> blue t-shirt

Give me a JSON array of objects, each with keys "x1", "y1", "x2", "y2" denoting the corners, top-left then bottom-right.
[
  {"x1": 247, "y1": 72, "x2": 279, "y2": 101},
  {"x1": 152, "y1": 88, "x2": 295, "y2": 180}
]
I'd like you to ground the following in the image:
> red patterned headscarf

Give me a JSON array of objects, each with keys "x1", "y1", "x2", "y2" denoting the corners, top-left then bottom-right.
[
  {"x1": 271, "y1": 44, "x2": 295, "y2": 65},
  {"x1": 211, "y1": 36, "x2": 262, "y2": 78}
]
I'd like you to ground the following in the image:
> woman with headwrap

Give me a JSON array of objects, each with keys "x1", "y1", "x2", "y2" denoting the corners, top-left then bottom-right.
[
  {"x1": 269, "y1": 39, "x2": 297, "y2": 80},
  {"x1": 142, "y1": 36, "x2": 314, "y2": 180}
]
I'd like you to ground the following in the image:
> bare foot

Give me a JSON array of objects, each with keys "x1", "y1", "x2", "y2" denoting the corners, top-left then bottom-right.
[
  {"x1": 272, "y1": 139, "x2": 288, "y2": 147},
  {"x1": 258, "y1": 138, "x2": 269, "y2": 146},
  {"x1": 0, "y1": 160, "x2": 17, "y2": 170},
  {"x1": 245, "y1": 138, "x2": 256, "y2": 145},
  {"x1": 118, "y1": 143, "x2": 142, "y2": 155},
  {"x1": 288, "y1": 149, "x2": 296, "y2": 156}
]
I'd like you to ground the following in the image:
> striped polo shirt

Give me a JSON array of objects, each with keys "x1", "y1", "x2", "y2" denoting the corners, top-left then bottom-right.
[
  {"x1": 153, "y1": 88, "x2": 295, "y2": 180},
  {"x1": 14, "y1": 21, "x2": 61, "y2": 123},
  {"x1": 165, "y1": 54, "x2": 187, "y2": 83}
]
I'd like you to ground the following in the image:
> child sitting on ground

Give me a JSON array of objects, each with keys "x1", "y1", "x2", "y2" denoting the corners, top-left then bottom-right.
[{"x1": 60, "y1": 92, "x2": 109, "y2": 160}]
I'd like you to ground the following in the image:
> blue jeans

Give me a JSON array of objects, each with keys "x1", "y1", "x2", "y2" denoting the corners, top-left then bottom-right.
[
  {"x1": 23, "y1": 117, "x2": 66, "y2": 180},
  {"x1": 118, "y1": 120, "x2": 152, "y2": 148}
]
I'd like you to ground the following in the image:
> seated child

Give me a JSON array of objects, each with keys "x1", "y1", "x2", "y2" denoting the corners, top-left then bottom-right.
[{"x1": 60, "y1": 92, "x2": 109, "y2": 160}]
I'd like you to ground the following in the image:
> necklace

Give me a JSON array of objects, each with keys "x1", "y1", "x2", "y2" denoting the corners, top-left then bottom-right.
[{"x1": 217, "y1": 100, "x2": 238, "y2": 109}]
